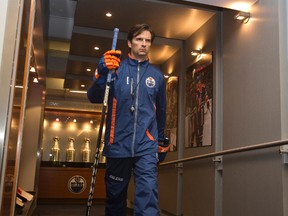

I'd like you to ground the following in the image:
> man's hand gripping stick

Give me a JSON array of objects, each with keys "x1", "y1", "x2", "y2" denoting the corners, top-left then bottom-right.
[{"x1": 103, "y1": 28, "x2": 119, "y2": 106}]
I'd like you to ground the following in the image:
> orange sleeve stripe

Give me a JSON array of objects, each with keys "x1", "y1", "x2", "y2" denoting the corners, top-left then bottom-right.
[
  {"x1": 146, "y1": 130, "x2": 155, "y2": 141},
  {"x1": 109, "y1": 98, "x2": 117, "y2": 144}
]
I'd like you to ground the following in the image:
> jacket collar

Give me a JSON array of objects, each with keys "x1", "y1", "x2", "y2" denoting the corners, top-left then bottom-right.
[{"x1": 128, "y1": 53, "x2": 149, "y2": 66}]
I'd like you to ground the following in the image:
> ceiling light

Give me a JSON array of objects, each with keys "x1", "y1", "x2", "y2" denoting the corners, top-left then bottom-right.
[
  {"x1": 234, "y1": 11, "x2": 250, "y2": 24},
  {"x1": 86, "y1": 68, "x2": 91, "y2": 72},
  {"x1": 81, "y1": 84, "x2": 85, "y2": 88},
  {"x1": 106, "y1": 12, "x2": 112, "y2": 17},
  {"x1": 73, "y1": 119, "x2": 77, "y2": 123},
  {"x1": 94, "y1": 46, "x2": 99, "y2": 50}
]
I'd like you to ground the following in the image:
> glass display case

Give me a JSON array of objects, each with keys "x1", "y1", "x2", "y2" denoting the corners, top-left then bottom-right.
[{"x1": 41, "y1": 109, "x2": 106, "y2": 167}]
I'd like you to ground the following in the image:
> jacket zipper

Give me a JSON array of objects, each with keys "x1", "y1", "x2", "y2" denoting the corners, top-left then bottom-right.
[{"x1": 131, "y1": 62, "x2": 140, "y2": 157}]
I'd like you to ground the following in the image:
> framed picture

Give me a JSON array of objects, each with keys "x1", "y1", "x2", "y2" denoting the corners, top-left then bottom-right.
[
  {"x1": 165, "y1": 76, "x2": 178, "y2": 151},
  {"x1": 185, "y1": 53, "x2": 213, "y2": 148}
]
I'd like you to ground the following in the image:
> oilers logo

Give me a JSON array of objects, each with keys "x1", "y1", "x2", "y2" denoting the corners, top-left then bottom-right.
[
  {"x1": 68, "y1": 175, "x2": 86, "y2": 194},
  {"x1": 146, "y1": 77, "x2": 156, "y2": 88}
]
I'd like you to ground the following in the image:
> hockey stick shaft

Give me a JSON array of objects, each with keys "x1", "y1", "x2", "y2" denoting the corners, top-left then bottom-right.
[{"x1": 86, "y1": 28, "x2": 119, "y2": 216}]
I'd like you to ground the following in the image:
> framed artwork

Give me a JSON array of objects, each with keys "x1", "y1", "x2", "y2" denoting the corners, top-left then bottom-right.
[
  {"x1": 165, "y1": 76, "x2": 178, "y2": 151},
  {"x1": 185, "y1": 53, "x2": 213, "y2": 148}
]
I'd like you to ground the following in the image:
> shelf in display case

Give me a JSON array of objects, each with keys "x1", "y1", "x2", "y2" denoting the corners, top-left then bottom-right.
[{"x1": 40, "y1": 161, "x2": 106, "y2": 168}]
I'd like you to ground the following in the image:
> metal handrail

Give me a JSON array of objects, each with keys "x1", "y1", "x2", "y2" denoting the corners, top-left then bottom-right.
[{"x1": 160, "y1": 139, "x2": 288, "y2": 166}]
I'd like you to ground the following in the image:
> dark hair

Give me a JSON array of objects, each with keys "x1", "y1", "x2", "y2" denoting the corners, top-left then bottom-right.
[{"x1": 127, "y1": 24, "x2": 155, "y2": 43}]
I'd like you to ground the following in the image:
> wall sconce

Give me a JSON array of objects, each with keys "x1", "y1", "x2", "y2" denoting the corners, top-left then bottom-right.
[
  {"x1": 234, "y1": 11, "x2": 250, "y2": 24},
  {"x1": 164, "y1": 74, "x2": 170, "y2": 79},
  {"x1": 191, "y1": 48, "x2": 202, "y2": 57}
]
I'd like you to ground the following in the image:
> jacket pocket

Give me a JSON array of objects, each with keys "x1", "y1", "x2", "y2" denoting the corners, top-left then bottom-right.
[{"x1": 146, "y1": 129, "x2": 155, "y2": 141}]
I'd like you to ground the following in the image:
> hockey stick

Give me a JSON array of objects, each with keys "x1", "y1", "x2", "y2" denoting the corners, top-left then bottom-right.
[{"x1": 86, "y1": 28, "x2": 119, "y2": 216}]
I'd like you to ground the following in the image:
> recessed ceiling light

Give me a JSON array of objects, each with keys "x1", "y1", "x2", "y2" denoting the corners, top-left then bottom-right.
[
  {"x1": 81, "y1": 84, "x2": 85, "y2": 88},
  {"x1": 94, "y1": 46, "x2": 99, "y2": 50},
  {"x1": 106, "y1": 12, "x2": 112, "y2": 17},
  {"x1": 86, "y1": 68, "x2": 91, "y2": 72}
]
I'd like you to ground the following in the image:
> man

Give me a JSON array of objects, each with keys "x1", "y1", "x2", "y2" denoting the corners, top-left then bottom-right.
[{"x1": 87, "y1": 23, "x2": 166, "y2": 216}]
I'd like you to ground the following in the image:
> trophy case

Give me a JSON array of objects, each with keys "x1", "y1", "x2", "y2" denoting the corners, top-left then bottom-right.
[{"x1": 38, "y1": 109, "x2": 106, "y2": 202}]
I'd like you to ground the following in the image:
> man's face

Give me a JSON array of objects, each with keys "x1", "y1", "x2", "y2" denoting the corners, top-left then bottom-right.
[{"x1": 128, "y1": 30, "x2": 152, "y2": 61}]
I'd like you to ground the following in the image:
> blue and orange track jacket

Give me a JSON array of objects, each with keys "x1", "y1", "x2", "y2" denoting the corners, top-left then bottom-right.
[{"x1": 87, "y1": 56, "x2": 166, "y2": 158}]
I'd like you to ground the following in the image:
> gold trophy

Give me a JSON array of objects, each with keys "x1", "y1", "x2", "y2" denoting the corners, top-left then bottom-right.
[
  {"x1": 50, "y1": 136, "x2": 60, "y2": 162},
  {"x1": 99, "y1": 140, "x2": 106, "y2": 164},
  {"x1": 82, "y1": 138, "x2": 91, "y2": 163},
  {"x1": 66, "y1": 137, "x2": 75, "y2": 162}
]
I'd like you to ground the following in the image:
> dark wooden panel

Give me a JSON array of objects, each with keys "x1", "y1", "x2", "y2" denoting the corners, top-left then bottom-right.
[{"x1": 38, "y1": 167, "x2": 106, "y2": 199}]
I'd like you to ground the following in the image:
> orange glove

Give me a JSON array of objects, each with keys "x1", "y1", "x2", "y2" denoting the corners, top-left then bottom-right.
[{"x1": 104, "y1": 50, "x2": 121, "y2": 70}]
